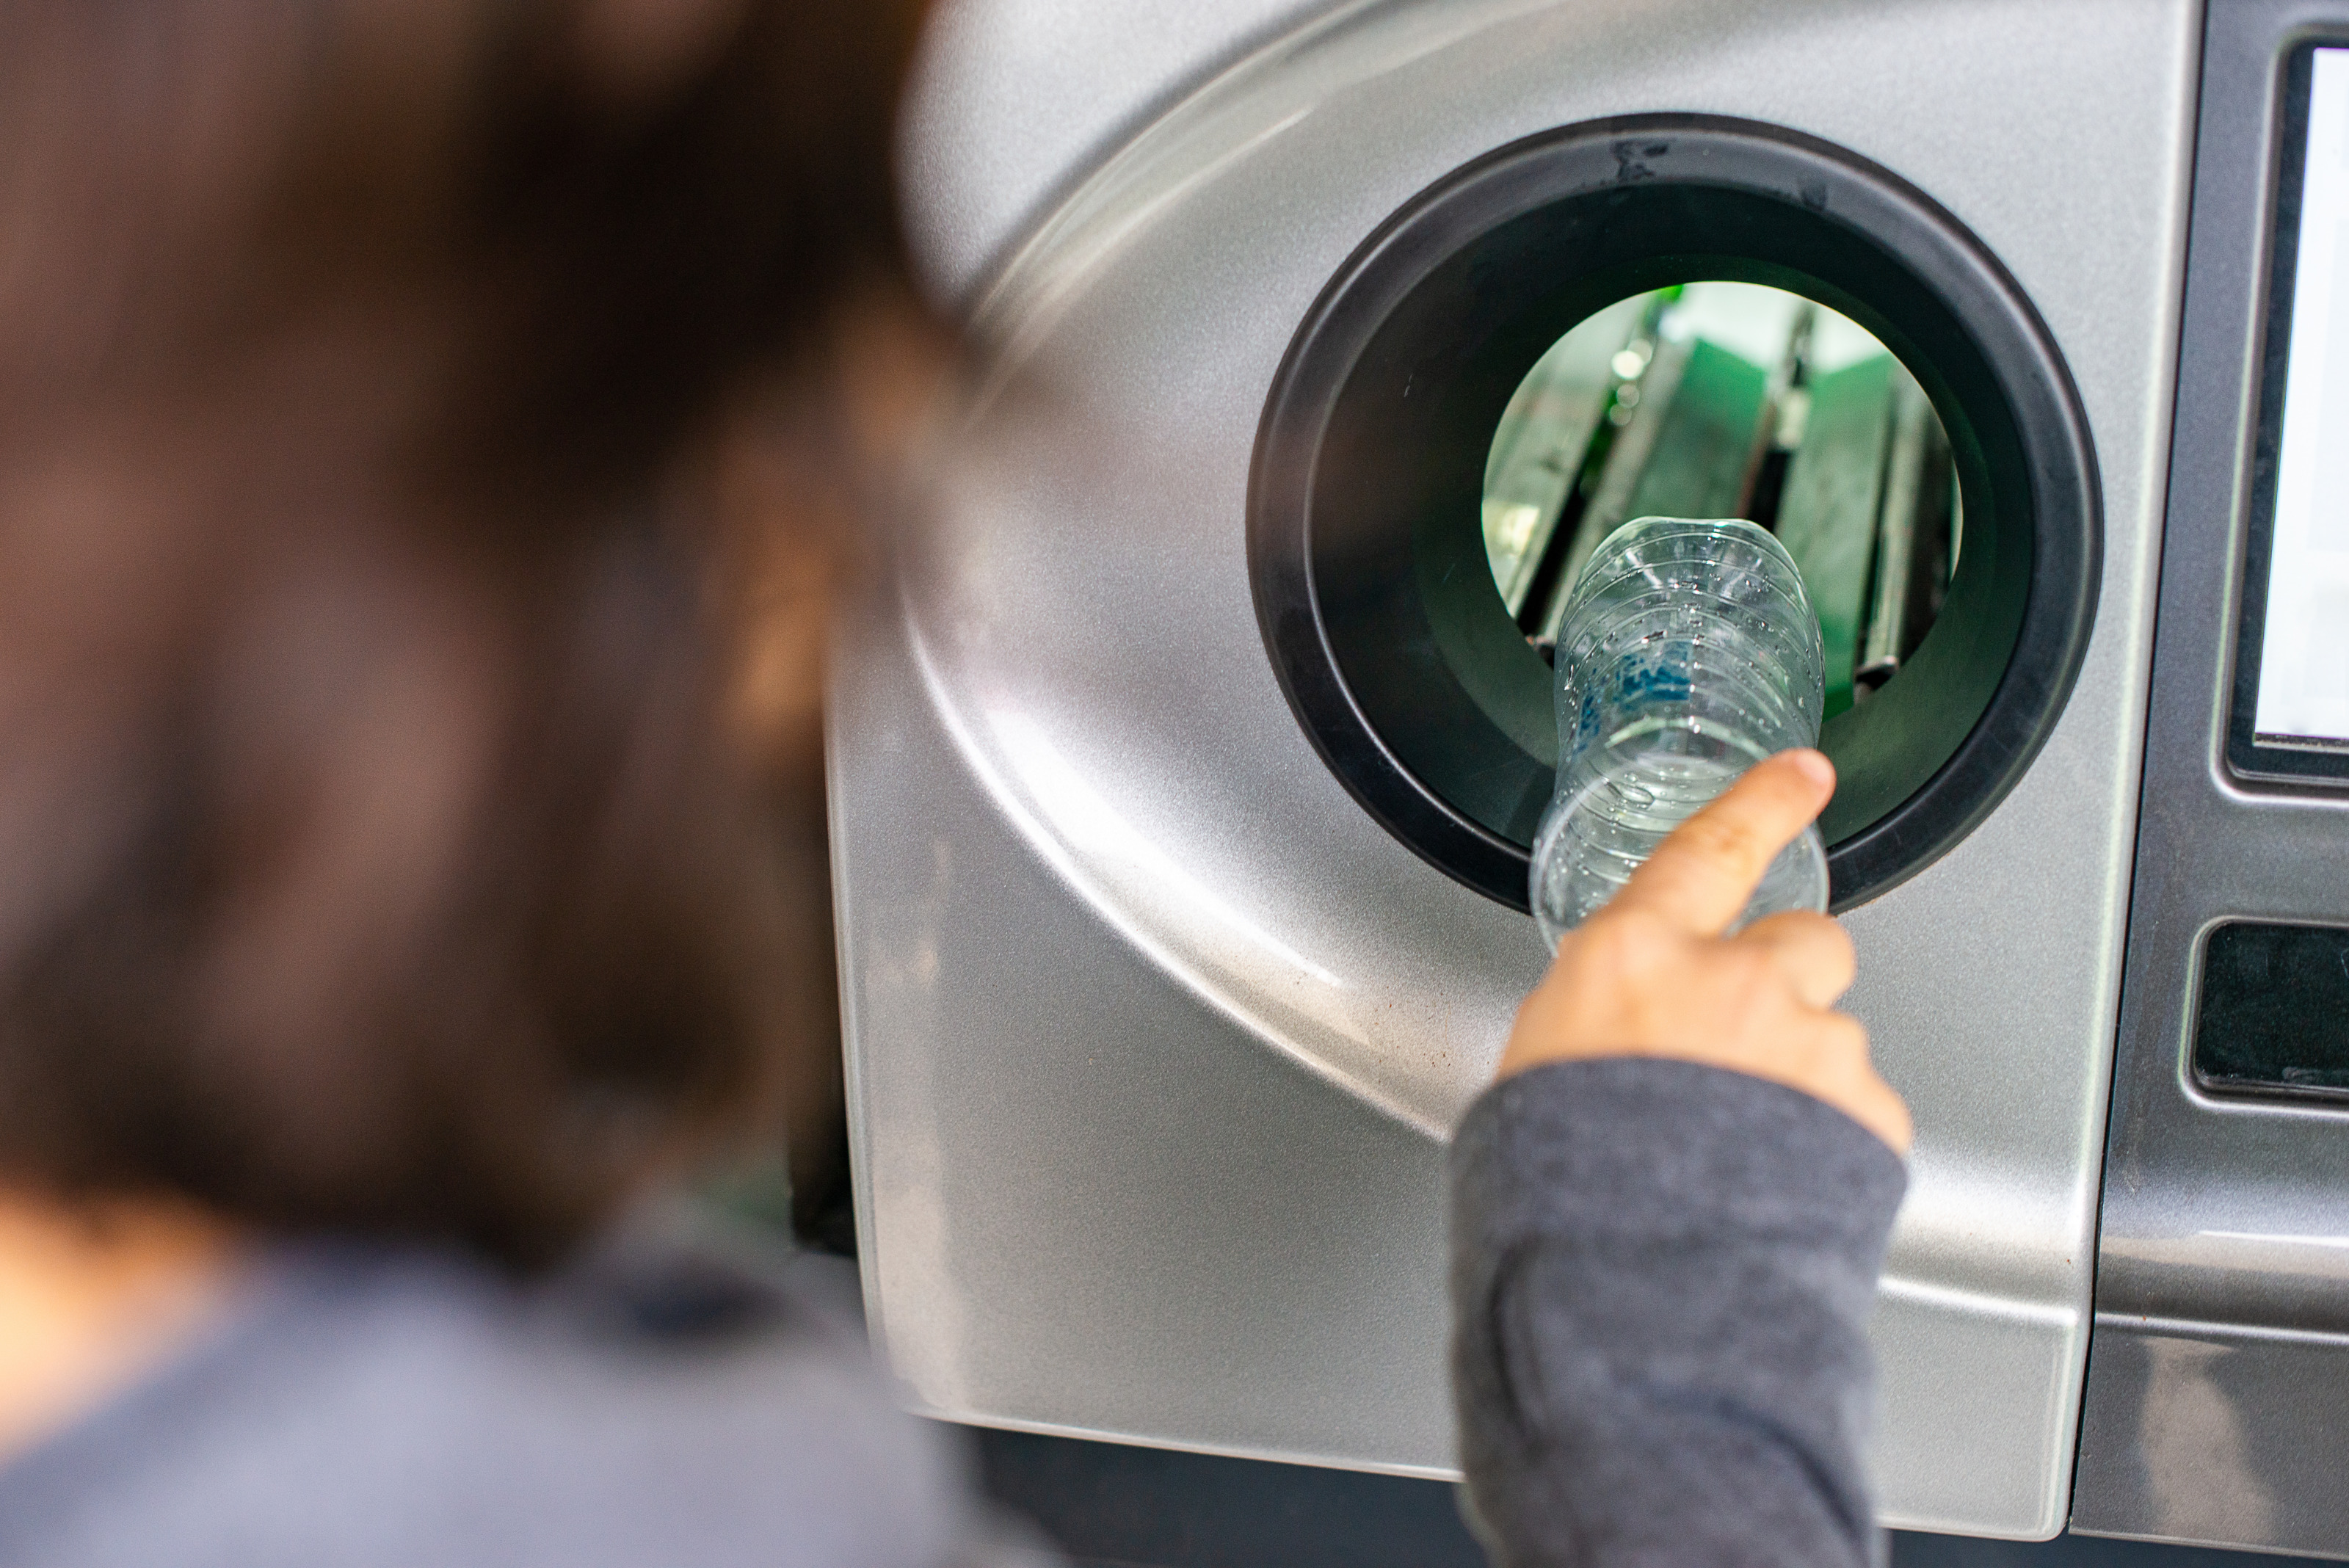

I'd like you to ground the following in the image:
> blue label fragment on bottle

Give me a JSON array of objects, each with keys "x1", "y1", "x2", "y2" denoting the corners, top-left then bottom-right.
[{"x1": 1563, "y1": 640, "x2": 1696, "y2": 766}]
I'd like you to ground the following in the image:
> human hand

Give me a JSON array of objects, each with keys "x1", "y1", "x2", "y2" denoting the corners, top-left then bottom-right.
[{"x1": 1498, "y1": 749, "x2": 1911, "y2": 1154}]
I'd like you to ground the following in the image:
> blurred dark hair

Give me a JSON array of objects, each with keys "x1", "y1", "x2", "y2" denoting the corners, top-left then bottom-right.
[{"x1": 0, "y1": 0, "x2": 929, "y2": 1266}]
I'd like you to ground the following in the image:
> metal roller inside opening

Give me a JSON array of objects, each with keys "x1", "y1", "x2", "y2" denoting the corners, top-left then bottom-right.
[{"x1": 1484, "y1": 282, "x2": 1959, "y2": 721}]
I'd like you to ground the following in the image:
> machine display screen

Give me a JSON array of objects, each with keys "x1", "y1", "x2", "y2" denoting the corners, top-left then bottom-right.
[{"x1": 2235, "y1": 46, "x2": 2349, "y2": 777}]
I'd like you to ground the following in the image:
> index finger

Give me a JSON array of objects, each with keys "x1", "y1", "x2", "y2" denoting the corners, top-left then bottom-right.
[{"x1": 1605, "y1": 749, "x2": 1835, "y2": 937}]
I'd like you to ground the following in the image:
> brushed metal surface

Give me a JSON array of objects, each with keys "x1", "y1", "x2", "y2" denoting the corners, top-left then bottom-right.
[
  {"x1": 2076, "y1": 1319, "x2": 2349, "y2": 1558},
  {"x1": 900, "y1": 0, "x2": 1340, "y2": 307},
  {"x1": 838, "y1": 0, "x2": 2196, "y2": 1539},
  {"x1": 2074, "y1": 1, "x2": 2349, "y2": 1554}
]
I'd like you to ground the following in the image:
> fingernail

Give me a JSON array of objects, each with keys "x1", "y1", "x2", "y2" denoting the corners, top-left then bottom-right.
[{"x1": 1790, "y1": 749, "x2": 1835, "y2": 789}]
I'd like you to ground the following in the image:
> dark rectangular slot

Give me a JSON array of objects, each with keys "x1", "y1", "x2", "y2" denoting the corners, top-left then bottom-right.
[{"x1": 2193, "y1": 921, "x2": 2349, "y2": 1100}]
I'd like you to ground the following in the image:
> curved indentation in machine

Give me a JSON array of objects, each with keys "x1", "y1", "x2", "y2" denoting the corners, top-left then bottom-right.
[{"x1": 1249, "y1": 115, "x2": 2102, "y2": 910}]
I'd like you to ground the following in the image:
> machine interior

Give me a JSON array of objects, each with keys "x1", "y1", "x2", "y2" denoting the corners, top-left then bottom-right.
[{"x1": 1482, "y1": 282, "x2": 1958, "y2": 722}]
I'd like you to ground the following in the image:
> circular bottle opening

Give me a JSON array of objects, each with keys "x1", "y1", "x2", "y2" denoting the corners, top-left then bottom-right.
[
  {"x1": 1249, "y1": 116, "x2": 2099, "y2": 913},
  {"x1": 1485, "y1": 282, "x2": 1961, "y2": 725}
]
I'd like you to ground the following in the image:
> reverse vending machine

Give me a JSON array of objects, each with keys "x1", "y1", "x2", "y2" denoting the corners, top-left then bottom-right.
[{"x1": 834, "y1": 0, "x2": 2349, "y2": 1551}]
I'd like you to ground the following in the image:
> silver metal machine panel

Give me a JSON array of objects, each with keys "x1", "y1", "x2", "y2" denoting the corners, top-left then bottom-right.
[
  {"x1": 899, "y1": 0, "x2": 1335, "y2": 305},
  {"x1": 840, "y1": 0, "x2": 2197, "y2": 1539},
  {"x1": 2074, "y1": 2, "x2": 2349, "y2": 1556}
]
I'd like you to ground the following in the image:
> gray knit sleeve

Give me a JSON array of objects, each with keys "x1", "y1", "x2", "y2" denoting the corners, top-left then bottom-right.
[{"x1": 1448, "y1": 1058, "x2": 1908, "y2": 1568}]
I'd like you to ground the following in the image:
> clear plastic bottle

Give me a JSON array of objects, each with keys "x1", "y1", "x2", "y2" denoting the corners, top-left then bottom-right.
[{"x1": 1530, "y1": 516, "x2": 1831, "y2": 947}]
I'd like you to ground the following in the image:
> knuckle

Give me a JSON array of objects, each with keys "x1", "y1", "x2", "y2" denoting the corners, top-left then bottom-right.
[
  {"x1": 1777, "y1": 910, "x2": 1850, "y2": 952},
  {"x1": 1584, "y1": 908, "x2": 1671, "y2": 969},
  {"x1": 1720, "y1": 943, "x2": 1779, "y2": 993},
  {"x1": 1801, "y1": 924, "x2": 1859, "y2": 990},
  {"x1": 1820, "y1": 1012, "x2": 1870, "y2": 1058}
]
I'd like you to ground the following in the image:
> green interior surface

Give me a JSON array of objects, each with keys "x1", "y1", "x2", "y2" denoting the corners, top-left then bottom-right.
[
  {"x1": 1776, "y1": 355, "x2": 1895, "y2": 717},
  {"x1": 1622, "y1": 340, "x2": 1770, "y2": 522}
]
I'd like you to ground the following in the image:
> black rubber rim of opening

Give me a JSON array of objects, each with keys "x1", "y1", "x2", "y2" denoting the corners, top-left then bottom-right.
[{"x1": 1247, "y1": 115, "x2": 2101, "y2": 912}]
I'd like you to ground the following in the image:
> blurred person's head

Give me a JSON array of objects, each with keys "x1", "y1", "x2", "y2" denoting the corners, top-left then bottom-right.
[{"x1": 0, "y1": 0, "x2": 934, "y2": 1268}]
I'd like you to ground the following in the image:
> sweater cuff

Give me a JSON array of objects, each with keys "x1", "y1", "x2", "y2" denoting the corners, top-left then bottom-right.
[{"x1": 1450, "y1": 1058, "x2": 1908, "y2": 1262}]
